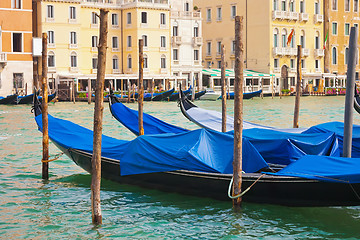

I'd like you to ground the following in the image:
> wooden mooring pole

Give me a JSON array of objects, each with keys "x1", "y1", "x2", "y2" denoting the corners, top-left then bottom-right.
[
  {"x1": 41, "y1": 32, "x2": 49, "y2": 180},
  {"x1": 138, "y1": 39, "x2": 144, "y2": 136},
  {"x1": 343, "y1": 26, "x2": 358, "y2": 157},
  {"x1": 91, "y1": 9, "x2": 108, "y2": 225},
  {"x1": 221, "y1": 44, "x2": 227, "y2": 132},
  {"x1": 88, "y1": 78, "x2": 91, "y2": 104},
  {"x1": 233, "y1": 16, "x2": 244, "y2": 208},
  {"x1": 293, "y1": 45, "x2": 302, "y2": 128}
]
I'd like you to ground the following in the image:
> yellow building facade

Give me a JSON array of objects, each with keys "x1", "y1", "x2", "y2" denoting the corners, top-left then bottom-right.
[
  {"x1": 195, "y1": 0, "x2": 324, "y2": 94},
  {"x1": 0, "y1": 0, "x2": 33, "y2": 96},
  {"x1": 34, "y1": 0, "x2": 172, "y2": 94}
]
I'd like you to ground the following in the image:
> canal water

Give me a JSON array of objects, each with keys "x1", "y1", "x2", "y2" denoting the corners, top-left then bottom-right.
[{"x1": 1, "y1": 96, "x2": 360, "y2": 239}]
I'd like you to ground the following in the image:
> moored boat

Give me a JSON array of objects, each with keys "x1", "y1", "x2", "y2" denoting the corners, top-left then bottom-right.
[{"x1": 0, "y1": 94, "x2": 18, "y2": 104}]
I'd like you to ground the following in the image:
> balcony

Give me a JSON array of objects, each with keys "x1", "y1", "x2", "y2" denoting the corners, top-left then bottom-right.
[
  {"x1": 272, "y1": 10, "x2": 283, "y2": 20},
  {"x1": 112, "y1": 69, "x2": 121, "y2": 74},
  {"x1": 299, "y1": 13, "x2": 309, "y2": 21},
  {"x1": 193, "y1": 37, "x2": 203, "y2": 46},
  {"x1": 69, "y1": 44, "x2": 78, "y2": 49},
  {"x1": 290, "y1": 68, "x2": 296, "y2": 73},
  {"x1": 302, "y1": 48, "x2": 310, "y2": 57},
  {"x1": 290, "y1": 48, "x2": 298, "y2": 56},
  {"x1": 314, "y1": 14, "x2": 323, "y2": 23},
  {"x1": 284, "y1": 47, "x2": 292, "y2": 56},
  {"x1": 273, "y1": 67, "x2": 280, "y2": 73},
  {"x1": 283, "y1": 11, "x2": 291, "y2": 20},
  {"x1": 0, "y1": 53, "x2": 7, "y2": 63},
  {"x1": 69, "y1": 67, "x2": 79, "y2": 73},
  {"x1": 160, "y1": 68, "x2": 168, "y2": 74},
  {"x1": 302, "y1": 68, "x2": 307, "y2": 73},
  {"x1": 290, "y1": 12, "x2": 299, "y2": 21},
  {"x1": 112, "y1": 48, "x2": 120, "y2": 52},
  {"x1": 48, "y1": 67, "x2": 56, "y2": 73},
  {"x1": 68, "y1": 18, "x2": 77, "y2": 24},
  {"x1": 314, "y1": 49, "x2": 324, "y2": 57},
  {"x1": 121, "y1": 0, "x2": 169, "y2": 8},
  {"x1": 172, "y1": 36, "x2": 182, "y2": 45},
  {"x1": 273, "y1": 47, "x2": 284, "y2": 56}
]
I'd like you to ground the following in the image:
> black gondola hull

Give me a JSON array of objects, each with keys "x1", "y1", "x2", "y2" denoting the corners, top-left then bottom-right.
[
  {"x1": 0, "y1": 94, "x2": 18, "y2": 104},
  {"x1": 65, "y1": 147, "x2": 360, "y2": 206}
]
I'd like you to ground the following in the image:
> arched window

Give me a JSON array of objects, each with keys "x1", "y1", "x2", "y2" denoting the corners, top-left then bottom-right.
[
  {"x1": 160, "y1": 54, "x2": 166, "y2": 69},
  {"x1": 289, "y1": 0, "x2": 295, "y2": 12},
  {"x1": 127, "y1": 54, "x2": 132, "y2": 69},
  {"x1": 273, "y1": 0, "x2": 278, "y2": 10},
  {"x1": 290, "y1": 30, "x2": 296, "y2": 47},
  {"x1": 142, "y1": 35, "x2": 148, "y2": 47},
  {"x1": 315, "y1": 0, "x2": 320, "y2": 14},
  {"x1": 332, "y1": 47, "x2": 337, "y2": 65},
  {"x1": 300, "y1": 30, "x2": 305, "y2": 48},
  {"x1": 112, "y1": 55, "x2": 119, "y2": 69},
  {"x1": 48, "y1": 51, "x2": 55, "y2": 67},
  {"x1": 281, "y1": 0, "x2": 286, "y2": 10},
  {"x1": 70, "y1": 51, "x2": 77, "y2": 67},
  {"x1": 314, "y1": 31, "x2": 320, "y2": 49},
  {"x1": 273, "y1": 28, "x2": 279, "y2": 47},
  {"x1": 92, "y1": 54, "x2": 98, "y2": 69},
  {"x1": 281, "y1": 28, "x2": 287, "y2": 47},
  {"x1": 144, "y1": 54, "x2": 148, "y2": 69}
]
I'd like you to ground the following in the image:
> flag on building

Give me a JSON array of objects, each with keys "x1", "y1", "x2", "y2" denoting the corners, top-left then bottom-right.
[
  {"x1": 287, "y1": 29, "x2": 294, "y2": 46},
  {"x1": 323, "y1": 31, "x2": 328, "y2": 50}
]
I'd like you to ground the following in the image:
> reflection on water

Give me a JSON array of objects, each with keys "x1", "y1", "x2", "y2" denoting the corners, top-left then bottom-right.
[{"x1": 0, "y1": 96, "x2": 360, "y2": 238}]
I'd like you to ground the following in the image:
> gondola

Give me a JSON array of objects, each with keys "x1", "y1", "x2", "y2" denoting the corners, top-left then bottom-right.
[
  {"x1": 168, "y1": 87, "x2": 191, "y2": 101},
  {"x1": 38, "y1": 92, "x2": 57, "y2": 103},
  {"x1": 33, "y1": 90, "x2": 360, "y2": 206},
  {"x1": 151, "y1": 88, "x2": 174, "y2": 101},
  {"x1": 17, "y1": 94, "x2": 34, "y2": 104},
  {"x1": 188, "y1": 90, "x2": 206, "y2": 100},
  {"x1": 354, "y1": 87, "x2": 360, "y2": 114},
  {"x1": 178, "y1": 88, "x2": 306, "y2": 133},
  {"x1": 218, "y1": 89, "x2": 262, "y2": 100},
  {"x1": 0, "y1": 94, "x2": 18, "y2": 104}
]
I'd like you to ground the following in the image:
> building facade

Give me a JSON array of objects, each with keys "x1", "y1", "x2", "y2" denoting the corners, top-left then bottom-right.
[
  {"x1": 170, "y1": 0, "x2": 203, "y2": 89},
  {"x1": 195, "y1": 0, "x2": 326, "y2": 94},
  {"x1": 0, "y1": 0, "x2": 33, "y2": 96}
]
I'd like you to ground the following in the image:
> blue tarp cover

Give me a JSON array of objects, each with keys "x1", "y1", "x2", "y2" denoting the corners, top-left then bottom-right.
[
  {"x1": 110, "y1": 102, "x2": 188, "y2": 135},
  {"x1": 270, "y1": 155, "x2": 360, "y2": 183},
  {"x1": 35, "y1": 114, "x2": 269, "y2": 175}
]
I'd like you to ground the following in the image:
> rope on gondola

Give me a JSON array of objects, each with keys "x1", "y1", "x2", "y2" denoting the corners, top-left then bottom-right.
[
  {"x1": 228, "y1": 173, "x2": 265, "y2": 199},
  {"x1": 41, "y1": 152, "x2": 64, "y2": 163}
]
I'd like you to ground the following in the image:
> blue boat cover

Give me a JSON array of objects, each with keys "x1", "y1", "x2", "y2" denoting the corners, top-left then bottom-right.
[
  {"x1": 35, "y1": 114, "x2": 269, "y2": 175},
  {"x1": 110, "y1": 101, "x2": 188, "y2": 135},
  {"x1": 270, "y1": 155, "x2": 360, "y2": 183},
  {"x1": 304, "y1": 121, "x2": 360, "y2": 157}
]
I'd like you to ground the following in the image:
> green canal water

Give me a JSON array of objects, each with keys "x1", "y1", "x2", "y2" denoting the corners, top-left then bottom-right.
[{"x1": 1, "y1": 96, "x2": 360, "y2": 239}]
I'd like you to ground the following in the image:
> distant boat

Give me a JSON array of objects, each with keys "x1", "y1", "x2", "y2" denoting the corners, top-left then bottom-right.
[
  {"x1": 0, "y1": 94, "x2": 18, "y2": 104},
  {"x1": 198, "y1": 89, "x2": 220, "y2": 101},
  {"x1": 152, "y1": 88, "x2": 175, "y2": 101},
  {"x1": 168, "y1": 86, "x2": 192, "y2": 101},
  {"x1": 218, "y1": 89, "x2": 262, "y2": 100}
]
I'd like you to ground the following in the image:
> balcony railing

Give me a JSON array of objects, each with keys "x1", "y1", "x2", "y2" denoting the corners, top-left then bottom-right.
[
  {"x1": 302, "y1": 48, "x2": 310, "y2": 57},
  {"x1": 193, "y1": 37, "x2": 202, "y2": 46},
  {"x1": 113, "y1": 69, "x2": 121, "y2": 74},
  {"x1": 69, "y1": 44, "x2": 78, "y2": 49},
  {"x1": 69, "y1": 67, "x2": 79, "y2": 73},
  {"x1": 314, "y1": 14, "x2": 323, "y2": 23},
  {"x1": 290, "y1": 12, "x2": 299, "y2": 20},
  {"x1": 273, "y1": 47, "x2": 284, "y2": 56},
  {"x1": 272, "y1": 10, "x2": 283, "y2": 20},
  {"x1": 172, "y1": 36, "x2": 181, "y2": 45},
  {"x1": 314, "y1": 49, "x2": 324, "y2": 57},
  {"x1": 273, "y1": 67, "x2": 280, "y2": 73},
  {"x1": 299, "y1": 13, "x2": 309, "y2": 21},
  {"x1": 0, "y1": 53, "x2": 7, "y2": 62}
]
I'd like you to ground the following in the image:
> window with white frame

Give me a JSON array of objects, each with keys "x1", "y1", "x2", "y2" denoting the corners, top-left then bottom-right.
[
  {"x1": 315, "y1": 1, "x2": 320, "y2": 14},
  {"x1": 217, "y1": 41, "x2": 221, "y2": 54},
  {"x1": 194, "y1": 27, "x2": 199, "y2": 37},
  {"x1": 206, "y1": 8, "x2": 211, "y2": 21},
  {"x1": 160, "y1": 13, "x2": 166, "y2": 25},
  {"x1": 217, "y1": 61, "x2": 221, "y2": 68},
  {"x1": 290, "y1": 59, "x2": 295, "y2": 69},
  {"x1": 48, "y1": 31, "x2": 54, "y2": 44},
  {"x1": 127, "y1": 55, "x2": 132, "y2": 69},
  {"x1": 301, "y1": 59, "x2": 305, "y2": 69},
  {"x1": 12, "y1": 0, "x2": 21, "y2": 9},
  {"x1": 91, "y1": 12, "x2": 98, "y2": 24},
  {"x1": 70, "y1": 52, "x2": 77, "y2": 67},
  {"x1": 12, "y1": 33, "x2": 22, "y2": 52},
  {"x1": 315, "y1": 59, "x2": 320, "y2": 69},
  {"x1": 173, "y1": 26, "x2": 178, "y2": 36},
  {"x1": 112, "y1": 13, "x2": 118, "y2": 26},
  {"x1": 315, "y1": 32, "x2": 320, "y2": 49},
  {"x1": 69, "y1": 6, "x2": 76, "y2": 20},
  {"x1": 355, "y1": 0, "x2": 359, "y2": 12},
  {"x1": 161, "y1": 36, "x2": 166, "y2": 48},
  {"x1": 142, "y1": 35, "x2": 148, "y2": 47},
  {"x1": 273, "y1": 0, "x2": 278, "y2": 10},
  {"x1": 332, "y1": 0, "x2": 337, "y2": 10},
  {"x1": 47, "y1": 5, "x2": 54, "y2": 18},
  {"x1": 92, "y1": 36, "x2": 98, "y2": 48},
  {"x1": 112, "y1": 55, "x2": 119, "y2": 69},
  {"x1": 194, "y1": 50, "x2": 199, "y2": 61},
  {"x1": 332, "y1": 22, "x2": 338, "y2": 35},
  {"x1": 274, "y1": 58, "x2": 279, "y2": 68},
  {"x1": 112, "y1": 36, "x2": 118, "y2": 49},
  {"x1": 207, "y1": 42, "x2": 211, "y2": 55},
  {"x1": 141, "y1": 12, "x2": 147, "y2": 24},
  {"x1": 273, "y1": 28, "x2": 279, "y2": 47},
  {"x1": 127, "y1": 12, "x2": 131, "y2": 24},
  {"x1": 70, "y1": 32, "x2": 77, "y2": 44},
  {"x1": 173, "y1": 49, "x2": 178, "y2": 61},
  {"x1": 289, "y1": 0, "x2": 295, "y2": 11},
  {"x1": 332, "y1": 47, "x2": 337, "y2": 64},
  {"x1": 300, "y1": 31, "x2": 305, "y2": 48},
  {"x1": 345, "y1": 47, "x2": 349, "y2": 64},
  {"x1": 281, "y1": 29, "x2": 287, "y2": 47},
  {"x1": 185, "y1": 2, "x2": 190, "y2": 11},
  {"x1": 231, "y1": 5, "x2": 236, "y2": 18},
  {"x1": 217, "y1": 7, "x2": 222, "y2": 21},
  {"x1": 345, "y1": 0, "x2": 350, "y2": 11},
  {"x1": 281, "y1": 0, "x2": 286, "y2": 11},
  {"x1": 127, "y1": 36, "x2": 132, "y2": 48},
  {"x1": 144, "y1": 54, "x2": 148, "y2": 68},
  {"x1": 92, "y1": 55, "x2": 98, "y2": 69},
  {"x1": 48, "y1": 51, "x2": 55, "y2": 67},
  {"x1": 161, "y1": 55, "x2": 166, "y2": 68},
  {"x1": 345, "y1": 23, "x2": 350, "y2": 35},
  {"x1": 300, "y1": 0, "x2": 305, "y2": 13}
]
